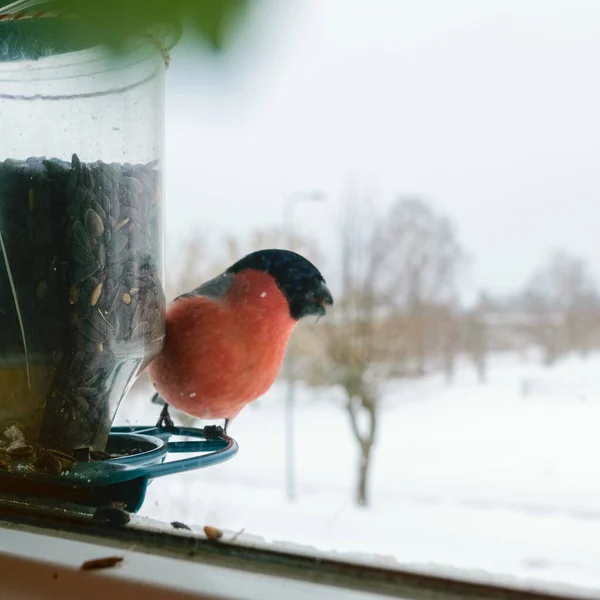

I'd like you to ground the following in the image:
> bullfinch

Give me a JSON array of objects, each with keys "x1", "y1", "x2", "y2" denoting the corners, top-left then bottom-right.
[{"x1": 146, "y1": 248, "x2": 333, "y2": 433}]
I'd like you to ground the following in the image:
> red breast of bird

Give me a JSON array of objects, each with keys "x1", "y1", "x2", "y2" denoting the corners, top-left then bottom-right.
[{"x1": 147, "y1": 269, "x2": 297, "y2": 421}]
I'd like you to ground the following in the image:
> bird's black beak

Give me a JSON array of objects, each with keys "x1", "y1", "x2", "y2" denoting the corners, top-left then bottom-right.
[
  {"x1": 313, "y1": 281, "x2": 333, "y2": 317},
  {"x1": 294, "y1": 281, "x2": 334, "y2": 320}
]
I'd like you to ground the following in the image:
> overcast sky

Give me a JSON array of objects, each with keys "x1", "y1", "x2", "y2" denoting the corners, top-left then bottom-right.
[{"x1": 163, "y1": 0, "x2": 600, "y2": 301}]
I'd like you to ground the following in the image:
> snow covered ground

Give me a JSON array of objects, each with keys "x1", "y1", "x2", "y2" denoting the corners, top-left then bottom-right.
[{"x1": 114, "y1": 352, "x2": 600, "y2": 595}]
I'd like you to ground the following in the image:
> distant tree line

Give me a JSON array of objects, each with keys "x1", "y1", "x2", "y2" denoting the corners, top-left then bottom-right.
[{"x1": 142, "y1": 192, "x2": 598, "y2": 507}]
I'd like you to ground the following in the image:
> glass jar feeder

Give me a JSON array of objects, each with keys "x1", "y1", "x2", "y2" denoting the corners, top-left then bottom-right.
[{"x1": 0, "y1": 8, "x2": 172, "y2": 455}]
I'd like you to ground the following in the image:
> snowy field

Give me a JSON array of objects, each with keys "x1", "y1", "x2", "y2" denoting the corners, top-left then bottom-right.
[{"x1": 114, "y1": 352, "x2": 600, "y2": 595}]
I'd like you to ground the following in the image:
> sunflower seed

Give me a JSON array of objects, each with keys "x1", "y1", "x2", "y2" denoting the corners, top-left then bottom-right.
[
  {"x1": 7, "y1": 445, "x2": 35, "y2": 458},
  {"x1": 36, "y1": 280, "x2": 47, "y2": 299},
  {"x1": 34, "y1": 450, "x2": 63, "y2": 475},
  {"x1": 90, "y1": 282, "x2": 103, "y2": 306},
  {"x1": 85, "y1": 208, "x2": 104, "y2": 237}
]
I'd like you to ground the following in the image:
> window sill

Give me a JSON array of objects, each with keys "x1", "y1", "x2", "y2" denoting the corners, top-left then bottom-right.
[
  {"x1": 0, "y1": 500, "x2": 595, "y2": 600},
  {"x1": 0, "y1": 525, "x2": 392, "y2": 600}
]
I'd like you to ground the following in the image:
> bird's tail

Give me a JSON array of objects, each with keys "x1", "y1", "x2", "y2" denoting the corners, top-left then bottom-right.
[{"x1": 150, "y1": 392, "x2": 166, "y2": 406}]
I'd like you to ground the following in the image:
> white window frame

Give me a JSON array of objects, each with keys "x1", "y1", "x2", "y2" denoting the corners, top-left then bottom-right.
[{"x1": 0, "y1": 507, "x2": 592, "y2": 600}]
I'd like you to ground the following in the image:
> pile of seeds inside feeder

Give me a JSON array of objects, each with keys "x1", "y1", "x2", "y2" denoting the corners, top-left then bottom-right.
[
  {"x1": 0, "y1": 444, "x2": 76, "y2": 475},
  {"x1": 0, "y1": 426, "x2": 74, "y2": 475},
  {"x1": 0, "y1": 445, "x2": 148, "y2": 476},
  {"x1": 0, "y1": 154, "x2": 165, "y2": 455}
]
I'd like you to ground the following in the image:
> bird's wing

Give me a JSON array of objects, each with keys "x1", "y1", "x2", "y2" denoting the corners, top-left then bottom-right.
[{"x1": 173, "y1": 272, "x2": 234, "y2": 303}]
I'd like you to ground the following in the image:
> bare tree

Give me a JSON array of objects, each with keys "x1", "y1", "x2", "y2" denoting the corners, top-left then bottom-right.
[
  {"x1": 519, "y1": 250, "x2": 600, "y2": 364},
  {"x1": 310, "y1": 193, "x2": 465, "y2": 506},
  {"x1": 463, "y1": 291, "x2": 490, "y2": 383},
  {"x1": 378, "y1": 198, "x2": 465, "y2": 374}
]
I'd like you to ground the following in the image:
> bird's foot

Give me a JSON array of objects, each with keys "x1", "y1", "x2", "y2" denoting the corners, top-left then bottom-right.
[
  {"x1": 204, "y1": 419, "x2": 229, "y2": 439},
  {"x1": 155, "y1": 403, "x2": 175, "y2": 430},
  {"x1": 204, "y1": 425, "x2": 224, "y2": 439}
]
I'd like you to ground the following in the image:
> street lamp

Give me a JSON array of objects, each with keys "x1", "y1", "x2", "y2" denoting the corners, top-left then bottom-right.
[{"x1": 283, "y1": 190, "x2": 325, "y2": 502}]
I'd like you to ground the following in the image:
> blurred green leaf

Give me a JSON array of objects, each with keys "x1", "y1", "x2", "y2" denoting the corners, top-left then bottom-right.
[{"x1": 0, "y1": 0, "x2": 254, "y2": 54}]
